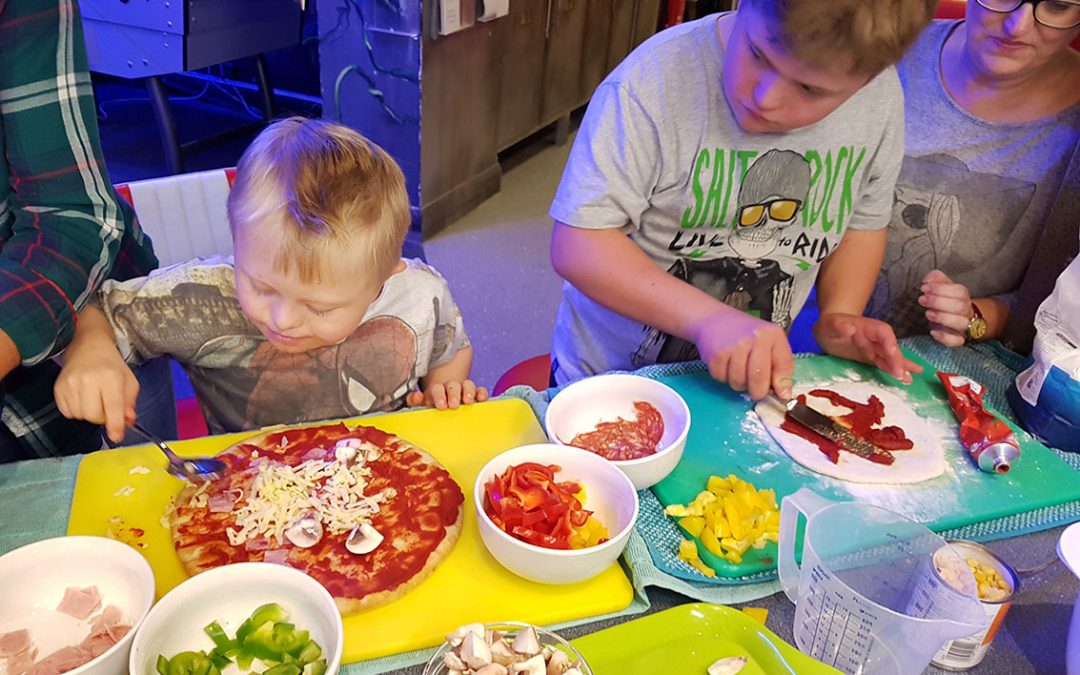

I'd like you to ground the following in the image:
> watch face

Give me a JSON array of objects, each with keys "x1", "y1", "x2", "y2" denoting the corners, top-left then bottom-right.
[{"x1": 967, "y1": 317, "x2": 988, "y2": 341}]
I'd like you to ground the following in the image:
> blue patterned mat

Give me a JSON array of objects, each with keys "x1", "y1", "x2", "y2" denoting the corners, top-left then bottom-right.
[{"x1": 512, "y1": 336, "x2": 1080, "y2": 586}]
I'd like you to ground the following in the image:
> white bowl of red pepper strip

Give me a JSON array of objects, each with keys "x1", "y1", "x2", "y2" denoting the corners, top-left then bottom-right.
[
  {"x1": 545, "y1": 373, "x2": 691, "y2": 490},
  {"x1": 474, "y1": 443, "x2": 639, "y2": 585},
  {"x1": 129, "y1": 562, "x2": 343, "y2": 675}
]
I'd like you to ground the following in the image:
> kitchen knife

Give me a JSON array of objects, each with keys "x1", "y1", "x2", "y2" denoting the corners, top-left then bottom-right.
[{"x1": 780, "y1": 397, "x2": 896, "y2": 464}]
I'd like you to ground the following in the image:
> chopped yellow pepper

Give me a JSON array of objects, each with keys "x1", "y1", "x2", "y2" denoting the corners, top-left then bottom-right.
[
  {"x1": 678, "y1": 538, "x2": 716, "y2": 577},
  {"x1": 569, "y1": 515, "x2": 609, "y2": 549},
  {"x1": 664, "y1": 474, "x2": 780, "y2": 567},
  {"x1": 678, "y1": 516, "x2": 706, "y2": 537}
]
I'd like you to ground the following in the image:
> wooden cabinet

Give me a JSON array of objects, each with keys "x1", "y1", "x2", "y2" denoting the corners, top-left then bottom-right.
[
  {"x1": 605, "y1": 0, "x2": 639, "y2": 74},
  {"x1": 419, "y1": 0, "x2": 662, "y2": 236},
  {"x1": 320, "y1": 0, "x2": 660, "y2": 237},
  {"x1": 495, "y1": 0, "x2": 548, "y2": 149},
  {"x1": 580, "y1": 0, "x2": 616, "y2": 104},
  {"x1": 495, "y1": 0, "x2": 657, "y2": 151},
  {"x1": 540, "y1": 0, "x2": 588, "y2": 124}
]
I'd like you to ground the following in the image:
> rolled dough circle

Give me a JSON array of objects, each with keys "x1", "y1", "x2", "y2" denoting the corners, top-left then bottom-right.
[{"x1": 755, "y1": 382, "x2": 946, "y2": 484}]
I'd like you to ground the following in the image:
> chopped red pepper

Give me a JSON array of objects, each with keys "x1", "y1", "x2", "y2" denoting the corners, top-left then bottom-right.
[{"x1": 483, "y1": 462, "x2": 607, "y2": 550}]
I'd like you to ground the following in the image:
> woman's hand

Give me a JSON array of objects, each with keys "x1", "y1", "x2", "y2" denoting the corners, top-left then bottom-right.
[{"x1": 919, "y1": 269, "x2": 974, "y2": 347}]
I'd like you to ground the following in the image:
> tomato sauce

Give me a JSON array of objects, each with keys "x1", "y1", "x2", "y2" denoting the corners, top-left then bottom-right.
[
  {"x1": 780, "y1": 389, "x2": 914, "y2": 464},
  {"x1": 174, "y1": 422, "x2": 464, "y2": 601},
  {"x1": 569, "y1": 401, "x2": 665, "y2": 461}
]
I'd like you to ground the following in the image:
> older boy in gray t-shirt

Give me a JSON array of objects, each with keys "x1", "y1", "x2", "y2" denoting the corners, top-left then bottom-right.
[{"x1": 550, "y1": 0, "x2": 937, "y2": 398}]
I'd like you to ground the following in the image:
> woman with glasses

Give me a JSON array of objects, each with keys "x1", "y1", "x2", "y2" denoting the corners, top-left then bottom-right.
[{"x1": 865, "y1": 0, "x2": 1080, "y2": 350}]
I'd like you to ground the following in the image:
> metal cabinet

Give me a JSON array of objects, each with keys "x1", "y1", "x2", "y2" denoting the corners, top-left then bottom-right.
[
  {"x1": 81, "y1": 0, "x2": 301, "y2": 78},
  {"x1": 81, "y1": 0, "x2": 302, "y2": 174}
]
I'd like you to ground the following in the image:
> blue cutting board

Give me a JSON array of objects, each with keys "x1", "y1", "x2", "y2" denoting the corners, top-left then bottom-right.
[{"x1": 651, "y1": 352, "x2": 1080, "y2": 577}]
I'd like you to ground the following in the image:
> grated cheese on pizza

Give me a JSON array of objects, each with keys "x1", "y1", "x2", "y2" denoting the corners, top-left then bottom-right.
[{"x1": 226, "y1": 453, "x2": 396, "y2": 547}]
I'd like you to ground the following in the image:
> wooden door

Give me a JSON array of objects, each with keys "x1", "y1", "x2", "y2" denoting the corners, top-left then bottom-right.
[
  {"x1": 605, "y1": 0, "x2": 635, "y2": 73},
  {"x1": 631, "y1": 0, "x2": 662, "y2": 50},
  {"x1": 540, "y1": 0, "x2": 588, "y2": 124},
  {"x1": 495, "y1": 0, "x2": 548, "y2": 149},
  {"x1": 578, "y1": 0, "x2": 614, "y2": 106}
]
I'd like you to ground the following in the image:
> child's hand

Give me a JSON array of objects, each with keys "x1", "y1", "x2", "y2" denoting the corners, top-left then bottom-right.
[
  {"x1": 689, "y1": 308, "x2": 795, "y2": 401},
  {"x1": 54, "y1": 349, "x2": 138, "y2": 444},
  {"x1": 919, "y1": 269, "x2": 973, "y2": 347},
  {"x1": 406, "y1": 380, "x2": 489, "y2": 409},
  {"x1": 814, "y1": 313, "x2": 923, "y2": 384}
]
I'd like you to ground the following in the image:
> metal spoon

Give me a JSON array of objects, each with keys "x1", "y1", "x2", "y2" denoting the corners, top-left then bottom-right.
[{"x1": 129, "y1": 422, "x2": 227, "y2": 481}]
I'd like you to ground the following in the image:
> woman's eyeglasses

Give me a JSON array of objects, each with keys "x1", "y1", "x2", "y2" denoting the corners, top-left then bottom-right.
[{"x1": 975, "y1": 0, "x2": 1080, "y2": 29}]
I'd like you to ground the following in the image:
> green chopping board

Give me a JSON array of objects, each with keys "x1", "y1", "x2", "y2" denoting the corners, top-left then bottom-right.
[{"x1": 651, "y1": 351, "x2": 1080, "y2": 577}]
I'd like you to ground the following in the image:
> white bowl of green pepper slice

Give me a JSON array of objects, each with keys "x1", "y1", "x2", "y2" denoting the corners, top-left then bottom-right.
[{"x1": 129, "y1": 563, "x2": 343, "y2": 675}]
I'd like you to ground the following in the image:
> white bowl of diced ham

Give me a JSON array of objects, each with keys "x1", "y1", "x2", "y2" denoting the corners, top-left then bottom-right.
[{"x1": 0, "y1": 535, "x2": 155, "y2": 675}]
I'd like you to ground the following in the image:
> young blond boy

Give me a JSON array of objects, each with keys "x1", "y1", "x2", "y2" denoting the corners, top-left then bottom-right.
[
  {"x1": 55, "y1": 117, "x2": 486, "y2": 442},
  {"x1": 549, "y1": 0, "x2": 937, "y2": 399}
]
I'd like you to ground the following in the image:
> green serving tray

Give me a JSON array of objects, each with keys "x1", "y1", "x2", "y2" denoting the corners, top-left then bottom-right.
[{"x1": 571, "y1": 603, "x2": 840, "y2": 675}]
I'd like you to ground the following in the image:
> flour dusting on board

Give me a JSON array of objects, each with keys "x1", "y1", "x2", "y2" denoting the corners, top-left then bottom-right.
[{"x1": 740, "y1": 411, "x2": 774, "y2": 444}]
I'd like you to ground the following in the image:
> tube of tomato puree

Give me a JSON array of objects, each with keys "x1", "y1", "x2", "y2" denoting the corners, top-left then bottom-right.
[{"x1": 937, "y1": 372, "x2": 1021, "y2": 474}]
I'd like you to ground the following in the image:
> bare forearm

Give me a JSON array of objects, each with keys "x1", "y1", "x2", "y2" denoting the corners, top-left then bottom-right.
[
  {"x1": 0, "y1": 330, "x2": 21, "y2": 380},
  {"x1": 422, "y1": 347, "x2": 474, "y2": 389},
  {"x1": 815, "y1": 229, "x2": 886, "y2": 317},
  {"x1": 65, "y1": 305, "x2": 121, "y2": 363},
  {"x1": 551, "y1": 222, "x2": 739, "y2": 341},
  {"x1": 974, "y1": 297, "x2": 1010, "y2": 340}
]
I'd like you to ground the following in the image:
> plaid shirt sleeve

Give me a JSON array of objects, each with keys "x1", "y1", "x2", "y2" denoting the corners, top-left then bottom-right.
[{"x1": 0, "y1": 0, "x2": 156, "y2": 366}]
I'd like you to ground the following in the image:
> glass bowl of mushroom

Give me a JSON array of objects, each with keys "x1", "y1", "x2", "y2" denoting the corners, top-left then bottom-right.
[{"x1": 422, "y1": 622, "x2": 591, "y2": 675}]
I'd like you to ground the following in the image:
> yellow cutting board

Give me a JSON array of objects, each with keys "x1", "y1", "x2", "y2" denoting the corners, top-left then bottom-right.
[{"x1": 67, "y1": 399, "x2": 634, "y2": 663}]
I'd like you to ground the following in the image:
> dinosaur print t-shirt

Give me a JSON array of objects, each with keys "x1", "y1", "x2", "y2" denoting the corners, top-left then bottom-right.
[
  {"x1": 97, "y1": 257, "x2": 470, "y2": 434},
  {"x1": 549, "y1": 14, "x2": 903, "y2": 384}
]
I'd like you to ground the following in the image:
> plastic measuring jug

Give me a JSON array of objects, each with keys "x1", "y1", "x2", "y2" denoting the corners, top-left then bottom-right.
[{"x1": 778, "y1": 489, "x2": 989, "y2": 675}]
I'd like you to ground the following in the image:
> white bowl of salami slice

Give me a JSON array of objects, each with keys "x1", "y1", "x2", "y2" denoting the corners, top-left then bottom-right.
[
  {"x1": 0, "y1": 535, "x2": 155, "y2": 675},
  {"x1": 545, "y1": 373, "x2": 691, "y2": 489},
  {"x1": 474, "y1": 444, "x2": 639, "y2": 585},
  {"x1": 129, "y1": 562, "x2": 343, "y2": 674}
]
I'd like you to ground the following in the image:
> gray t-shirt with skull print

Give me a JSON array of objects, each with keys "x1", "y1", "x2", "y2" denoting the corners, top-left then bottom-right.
[
  {"x1": 548, "y1": 15, "x2": 904, "y2": 385},
  {"x1": 96, "y1": 257, "x2": 470, "y2": 434}
]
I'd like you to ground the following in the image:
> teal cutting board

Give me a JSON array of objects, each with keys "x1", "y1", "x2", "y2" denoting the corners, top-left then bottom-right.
[{"x1": 651, "y1": 351, "x2": 1080, "y2": 577}]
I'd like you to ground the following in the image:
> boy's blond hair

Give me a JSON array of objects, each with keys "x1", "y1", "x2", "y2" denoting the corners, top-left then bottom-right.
[
  {"x1": 744, "y1": 0, "x2": 937, "y2": 75},
  {"x1": 227, "y1": 116, "x2": 410, "y2": 284}
]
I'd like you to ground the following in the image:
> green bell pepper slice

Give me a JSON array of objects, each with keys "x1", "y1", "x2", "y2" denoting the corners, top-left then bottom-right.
[
  {"x1": 303, "y1": 658, "x2": 328, "y2": 675},
  {"x1": 158, "y1": 651, "x2": 221, "y2": 675}
]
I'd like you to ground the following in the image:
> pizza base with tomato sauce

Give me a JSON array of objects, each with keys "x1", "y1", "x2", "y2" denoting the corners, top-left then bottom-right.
[
  {"x1": 169, "y1": 422, "x2": 464, "y2": 614},
  {"x1": 755, "y1": 382, "x2": 945, "y2": 484}
]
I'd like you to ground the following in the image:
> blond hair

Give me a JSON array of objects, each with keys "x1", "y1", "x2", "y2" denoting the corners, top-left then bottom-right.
[
  {"x1": 744, "y1": 0, "x2": 937, "y2": 75},
  {"x1": 227, "y1": 117, "x2": 410, "y2": 284}
]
